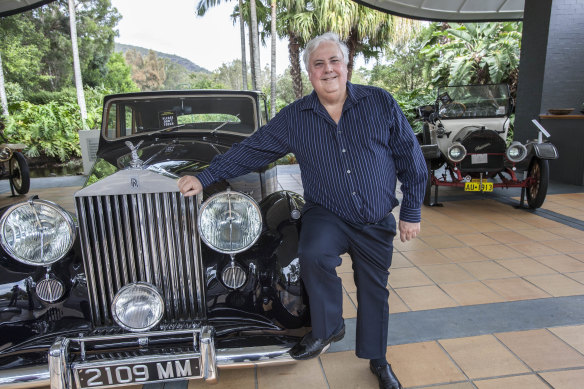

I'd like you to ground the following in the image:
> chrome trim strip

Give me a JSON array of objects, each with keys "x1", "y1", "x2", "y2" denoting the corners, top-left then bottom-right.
[
  {"x1": 137, "y1": 193, "x2": 152, "y2": 283},
  {"x1": 192, "y1": 194, "x2": 206, "y2": 317},
  {"x1": 0, "y1": 366, "x2": 49, "y2": 389},
  {"x1": 200, "y1": 327, "x2": 217, "y2": 383},
  {"x1": 76, "y1": 198, "x2": 101, "y2": 324},
  {"x1": 146, "y1": 193, "x2": 161, "y2": 287},
  {"x1": 180, "y1": 195, "x2": 196, "y2": 316},
  {"x1": 104, "y1": 196, "x2": 121, "y2": 291},
  {"x1": 172, "y1": 194, "x2": 188, "y2": 317},
  {"x1": 113, "y1": 196, "x2": 130, "y2": 285},
  {"x1": 87, "y1": 198, "x2": 109, "y2": 323},
  {"x1": 96, "y1": 197, "x2": 115, "y2": 302},
  {"x1": 154, "y1": 193, "x2": 170, "y2": 315},
  {"x1": 48, "y1": 338, "x2": 70, "y2": 389},
  {"x1": 165, "y1": 193, "x2": 181, "y2": 318},
  {"x1": 121, "y1": 195, "x2": 137, "y2": 284}
]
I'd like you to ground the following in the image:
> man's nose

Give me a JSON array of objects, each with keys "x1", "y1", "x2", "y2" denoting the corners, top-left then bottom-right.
[{"x1": 324, "y1": 61, "x2": 332, "y2": 71}]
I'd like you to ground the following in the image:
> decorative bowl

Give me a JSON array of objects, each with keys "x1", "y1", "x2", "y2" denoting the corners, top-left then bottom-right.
[{"x1": 548, "y1": 108, "x2": 574, "y2": 115}]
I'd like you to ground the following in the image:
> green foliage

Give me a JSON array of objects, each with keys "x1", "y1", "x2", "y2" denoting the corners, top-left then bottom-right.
[
  {"x1": 3, "y1": 87, "x2": 106, "y2": 162},
  {"x1": 103, "y1": 52, "x2": 139, "y2": 93},
  {"x1": 420, "y1": 22, "x2": 522, "y2": 87},
  {"x1": 125, "y1": 50, "x2": 167, "y2": 91},
  {"x1": 85, "y1": 158, "x2": 117, "y2": 186}
]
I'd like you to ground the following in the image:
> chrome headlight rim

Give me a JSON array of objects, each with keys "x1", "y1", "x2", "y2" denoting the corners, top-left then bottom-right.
[
  {"x1": 198, "y1": 189, "x2": 262, "y2": 255},
  {"x1": 0, "y1": 199, "x2": 76, "y2": 266},
  {"x1": 506, "y1": 141, "x2": 528, "y2": 163},
  {"x1": 447, "y1": 142, "x2": 467, "y2": 163},
  {"x1": 111, "y1": 282, "x2": 164, "y2": 332}
]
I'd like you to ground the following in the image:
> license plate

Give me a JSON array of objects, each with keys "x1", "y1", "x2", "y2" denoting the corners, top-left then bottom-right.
[
  {"x1": 471, "y1": 154, "x2": 488, "y2": 164},
  {"x1": 75, "y1": 357, "x2": 201, "y2": 388},
  {"x1": 464, "y1": 182, "x2": 493, "y2": 192}
]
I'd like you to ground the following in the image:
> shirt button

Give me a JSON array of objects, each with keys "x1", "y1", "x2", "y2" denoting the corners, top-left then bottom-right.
[
  {"x1": 347, "y1": 170, "x2": 351, "y2": 174},
  {"x1": 352, "y1": 192, "x2": 356, "y2": 195},
  {"x1": 342, "y1": 149, "x2": 347, "y2": 153},
  {"x1": 338, "y1": 130, "x2": 342, "y2": 134}
]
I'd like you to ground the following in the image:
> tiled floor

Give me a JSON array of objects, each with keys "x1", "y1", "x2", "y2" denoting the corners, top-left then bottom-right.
[{"x1": 5, "y1": 167, "x2": 584, "y2": 388}]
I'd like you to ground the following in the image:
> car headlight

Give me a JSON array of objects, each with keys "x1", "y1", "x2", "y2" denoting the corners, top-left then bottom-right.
[
  {"x1": 0, "y1": 199, "x2": 76, "y2": 266},
  {"x1": 506, "y1": 141, "x2": 527, "y2": 163},
  {"x1": 198, "y1": 189, "x2": 262, "y2": 254},
  {"x1": 447, "y1": 143, "x2": 467, "y2": 163},
  {"x1": 112, "y1": 283, "x2": 164, "y2": 332}
]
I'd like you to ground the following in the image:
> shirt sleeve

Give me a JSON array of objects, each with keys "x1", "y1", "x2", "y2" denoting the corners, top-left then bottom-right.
[
  {"x1": 387, "y1": 94, "x2": 428, "y2": 223},
  {"x1": 197, "y1": 107, "x2": 291, "y2": 188}
]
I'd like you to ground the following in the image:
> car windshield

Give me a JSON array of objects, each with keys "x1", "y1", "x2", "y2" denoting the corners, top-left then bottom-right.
[
  {"x1": 103, "y1": 94, "x2": 258, "y2": 139},
  {"x1": 437, "y1": 84, "x2": 509, "y2": 118}
]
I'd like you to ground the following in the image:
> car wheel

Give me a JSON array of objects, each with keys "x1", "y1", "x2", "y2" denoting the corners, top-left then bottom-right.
[
  {"x1": 9, "y1": 151, "x2": 30, "y2": 194},
  {"x1": 526, "y1": 158, "x2": 549, "y2": 209}
]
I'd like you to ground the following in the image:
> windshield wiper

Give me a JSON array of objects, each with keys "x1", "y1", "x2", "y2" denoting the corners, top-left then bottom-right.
[
  {"x1": 211, "y1": 114, "x2": 240, "y2": 135},
  {"x1": 147, "y1": 123, "x2": 187, "y2": 136}
]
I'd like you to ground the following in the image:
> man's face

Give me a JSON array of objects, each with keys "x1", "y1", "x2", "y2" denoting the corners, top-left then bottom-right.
[{"x1": 307, "y1": 41, "x2": 348, "y2": 99}]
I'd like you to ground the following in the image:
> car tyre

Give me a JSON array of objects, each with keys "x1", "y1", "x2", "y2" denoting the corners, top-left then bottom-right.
[
  {"x1": 9, "y1": 151, "x2": 30, "y2": 194},
  {"x1": 526, "y1": 157, "x2": 549, "y2": 209}
]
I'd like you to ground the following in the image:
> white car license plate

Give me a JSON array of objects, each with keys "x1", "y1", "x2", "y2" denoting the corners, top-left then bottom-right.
[
  {"x1": 471, "y1": 154, "x2": 488, "y2": 164},
  {"x1": 75, "y1": 357, "x2": 201, "y2": 388}
]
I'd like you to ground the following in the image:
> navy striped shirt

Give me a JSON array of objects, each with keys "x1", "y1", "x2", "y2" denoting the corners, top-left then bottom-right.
[{"x1": 197, "y1": 82, "x2": 428, "y2": 224}]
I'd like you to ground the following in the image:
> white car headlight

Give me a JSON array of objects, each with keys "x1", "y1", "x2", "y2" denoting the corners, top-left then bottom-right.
[
  {"x1": 112, "y1": 283, "x2": 164, "y2": 332},
  {"x1": 0, "y1": 199, "x2": 76, "y2": 266},
  {"x1": 506, "y1": 141, "x2": 528, "y2": 163},
  {"x1": 198, "y1": 190, "x2": 262, "y2": 254},
  {"x1": 447, "y1": 143, "x2": 467, "y2": 163}
]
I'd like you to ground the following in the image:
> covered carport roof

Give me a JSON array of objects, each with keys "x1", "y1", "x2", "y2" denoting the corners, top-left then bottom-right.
[
  {"x1": 0, "y1": 0, "x2": 53, "y2": 17},
  {"x1": 1, "y1": 0, "x2": 525, "y2": 21},
  {"x1": 353, "y1": 0, "x2": 524, "y2": 21}
]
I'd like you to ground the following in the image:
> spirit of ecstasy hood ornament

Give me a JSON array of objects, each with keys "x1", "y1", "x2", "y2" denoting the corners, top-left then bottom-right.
[{"x1": 125, "y1": 140, "x2": 144, "y2": 168}]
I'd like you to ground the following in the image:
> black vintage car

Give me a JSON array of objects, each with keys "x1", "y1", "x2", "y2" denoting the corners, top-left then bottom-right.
[
  {"x1": 0, "y1": 90, "x2": 310, "y2": 388},
  {"x1": 418, "y1": 84, "x2": 559, "y2": 208}
]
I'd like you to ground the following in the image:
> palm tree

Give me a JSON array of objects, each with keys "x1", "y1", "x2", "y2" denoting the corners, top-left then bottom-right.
[
  {"x1": 238, "y1": 0, "x2": 248, "y2": 89},
  {"x1": 315, "y1": 0, "x2": 418, "y2": 80},
  {"x1": 277, "y1": 0, "x2": 313, "y2": 99},
  {"x1": 196, "y1": 0, "x2": 257, "y2": 89},
  {"x1": 270, "y1": 0, "x2": 277, "y2": 116},
  {"x1": 67, "y1": 0, "x2": 88, "y2": 128},
  {"x1": 249, "y1": 0, "x2": 261, "y2": 90},
  {"x1": 0, "y1": 52, "x2": 8, "y2": 118}
]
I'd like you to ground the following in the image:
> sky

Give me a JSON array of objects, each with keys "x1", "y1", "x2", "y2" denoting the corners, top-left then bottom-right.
[{"x1": 110, "y1": 0, "x2": 294, "y2": 74}]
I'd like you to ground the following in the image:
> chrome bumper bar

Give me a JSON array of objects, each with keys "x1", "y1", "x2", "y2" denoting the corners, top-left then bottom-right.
[{"x1": 0, "y1": 327, "x2": 295, "y2": 389}]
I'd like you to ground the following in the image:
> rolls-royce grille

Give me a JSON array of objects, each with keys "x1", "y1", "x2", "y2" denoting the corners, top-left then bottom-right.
[{"x1": 75, "y1": 192, "x2": 206, "y2": 327}]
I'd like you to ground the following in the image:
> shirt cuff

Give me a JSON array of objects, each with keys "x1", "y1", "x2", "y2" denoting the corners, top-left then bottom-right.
[
  {"x1": 399, "y1": 206, "x2": 421, "y2": 223},
  {"x1": 196, "y1": 170, "x2": 217, "y2": 188}
]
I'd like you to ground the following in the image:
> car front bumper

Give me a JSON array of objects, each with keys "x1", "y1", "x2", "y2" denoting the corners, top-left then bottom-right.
[{"x1": 0, "y1": 327, "x2": 296, "y2": 389}]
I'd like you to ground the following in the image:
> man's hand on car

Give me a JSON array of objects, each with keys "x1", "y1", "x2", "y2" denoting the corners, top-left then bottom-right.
[{"x1": 178, "y1": 175, "x2": 203, "y2": 197}]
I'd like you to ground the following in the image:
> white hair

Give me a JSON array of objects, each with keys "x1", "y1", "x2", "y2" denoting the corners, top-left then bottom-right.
[{"x1": 302, "y1": 32, "x2": 349, "y2": 71}]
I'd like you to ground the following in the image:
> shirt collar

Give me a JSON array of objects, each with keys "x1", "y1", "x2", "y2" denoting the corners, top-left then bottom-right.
[{"x1": 300, "y1": 82, "x2": 371, "y2": 111}]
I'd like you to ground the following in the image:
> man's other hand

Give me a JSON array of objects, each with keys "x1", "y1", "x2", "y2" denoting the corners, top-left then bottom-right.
[
  {"x1": 177, "y1": 175, "x2": 203, "y2": 197},
  {"x1": 398, "y1": 220, "x2": 420, "y2": 242}
]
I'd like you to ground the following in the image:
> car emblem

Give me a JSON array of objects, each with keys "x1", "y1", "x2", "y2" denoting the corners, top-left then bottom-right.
[
  {"x1": 131, "y1": 178, "x2": 139, "y2": 189},
  {"x1": 475, "y1": 143, "x2": 491, "y2": 151},
  {"x1": 125, "y1": 140, "x2": 144, "y2": 168}
]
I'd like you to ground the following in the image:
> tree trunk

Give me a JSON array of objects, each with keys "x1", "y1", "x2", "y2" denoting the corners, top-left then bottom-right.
[
  {"x1": 238, "y1": 0, "x2": 248, "y2": 90},
  {"x1": 248, "y1": 25, "x2": 256, "y2": 90},
  {"x1": 288, "y1": 32, "x2": 303, "y2": 100},
  {"x1": 270, "y1": 0, "x2": 276, "y2": 117},
  {"x1": 0, "y1": 52, "x2": 9, "y2": 118},
  {"x1": 68, "y1": 0, "x2": 88, "y2": 128},
  {"x1": 345, "y1": 30, "x2": 358, "y2": 82},
  {"x1": 249, "y1": 0, "x2": 260, "y2": 90}
]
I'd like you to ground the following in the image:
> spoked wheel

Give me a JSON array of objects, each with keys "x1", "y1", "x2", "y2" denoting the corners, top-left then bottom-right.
[
  {"x1": 9, "y1": 151, "x2": 30, "y2": 195},
  {"x1": 526, "y1": 158, "x2": 549, "y2": 209}
]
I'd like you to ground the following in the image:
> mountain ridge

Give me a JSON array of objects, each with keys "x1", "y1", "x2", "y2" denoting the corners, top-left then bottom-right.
[{"x1": 114, "y1": 42, "x2": 210, "y2": 74}]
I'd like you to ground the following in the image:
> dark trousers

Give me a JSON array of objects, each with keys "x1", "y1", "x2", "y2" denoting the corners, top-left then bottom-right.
[{"x1": 298, "y1": 205, "x2": 396, "y2": 359}]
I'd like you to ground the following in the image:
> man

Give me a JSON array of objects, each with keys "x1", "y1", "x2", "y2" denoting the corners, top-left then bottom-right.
[{"x1": 178, "y1": 32, "x2": 427, "y2": 389}]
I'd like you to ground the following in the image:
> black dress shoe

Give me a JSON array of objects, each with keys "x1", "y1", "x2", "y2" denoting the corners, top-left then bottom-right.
[
  {"x1": 289, "y1": 322, "x2": 345, "y2": 360},
  {"x1": 370, "y1": 362, "x2": 403, "y2": 389}
]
